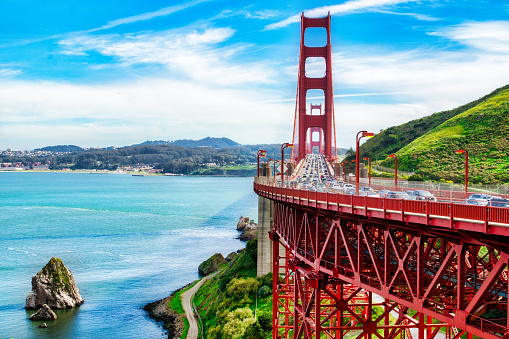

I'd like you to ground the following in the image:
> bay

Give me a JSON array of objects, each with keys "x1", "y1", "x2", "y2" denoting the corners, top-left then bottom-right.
[{"x1": 0, "y1": 172, "x2": 257, "y2": 338}]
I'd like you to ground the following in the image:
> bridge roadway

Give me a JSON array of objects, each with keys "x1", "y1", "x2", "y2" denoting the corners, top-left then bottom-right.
[{"x1": 255, "y1": 155, "x2": 509, "y2": 339}]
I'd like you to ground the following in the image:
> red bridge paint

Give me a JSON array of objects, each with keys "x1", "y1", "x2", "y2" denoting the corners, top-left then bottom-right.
[
  {"x1": 292, "y1": 14, "x2": 335, "y2": 163},
  {"x1": 255, "y1": 13, "x2": 509, "y2": 339}
]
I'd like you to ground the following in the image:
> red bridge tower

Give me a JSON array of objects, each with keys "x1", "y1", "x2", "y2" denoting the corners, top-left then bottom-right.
[{"x1": 292, "y1": 13, "x2": 336, "y2": 162}]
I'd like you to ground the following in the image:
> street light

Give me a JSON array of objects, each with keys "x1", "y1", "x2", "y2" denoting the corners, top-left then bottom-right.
[
  {"x1": 456, "y1": 149, "x2": 469, "y2": 195},
  {"x1": 273, "y1": 160, "x2": 280, "y2": 178},
  {"x1": 257, "y1": 150, "x2": 266, "y2": 177},
  {"x1": 281, "y1": 143, "x2": 293, "y2": 187},
  {"x1": 388, "y1": 154, "x2": 398, "y2": 188},
  {"x1": 349, "y1": 160, "x2": 355, "y2": 183},
  {"x1": 363, "y1": 157, "x2": 371, "y2": 186},
  {"x1": 356, "y1": 131, "x2": 374, "y2": 195}
]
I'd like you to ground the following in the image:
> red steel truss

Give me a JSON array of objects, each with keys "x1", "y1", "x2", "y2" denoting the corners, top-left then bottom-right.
[{"x1": 256, "y1": 182, "x2": 509, "y2": 339}]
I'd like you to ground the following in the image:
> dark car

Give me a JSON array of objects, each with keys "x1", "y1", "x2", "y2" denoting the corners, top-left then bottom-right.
[{"x1": 488, "y1": 197, "x2": 509, "y2": 208}]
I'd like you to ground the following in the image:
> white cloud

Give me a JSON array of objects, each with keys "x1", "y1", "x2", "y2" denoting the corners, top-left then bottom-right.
[
  {"x1": 0, "y1": 78, "x2": 294, "y2": 150},
  {"x1": 0, "y1": 0, "x2": 210, "y2": 48},
  {"x1": 58, "y1": 27, "x2": 274, "y2": 86},
  {"x1": 265, "y1": 0, "x2": 418, "y2": 30},
  {"x1": 375, "y1": 9, "x2": 440, "y2": 21},
  {"x1": 0, "y1": 68, "x2": 22, "y2": 78},
  {"x1": 429, "y1": 21, "x2": 509, "y2": 54},
  {"x1": 89, "y1": 0, "x2": 212, "y2": 33}
]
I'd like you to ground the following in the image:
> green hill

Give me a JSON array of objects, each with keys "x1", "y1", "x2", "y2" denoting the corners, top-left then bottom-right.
[
  {"x1": 137, "y1": 137, "x2": 241, "y2": 149},
  {"x1": 391, "y1": 87, "x2": 509, "y2": 184},
  {"x1": 348, "y1": 84, "x2": 509, "y2": 163}
]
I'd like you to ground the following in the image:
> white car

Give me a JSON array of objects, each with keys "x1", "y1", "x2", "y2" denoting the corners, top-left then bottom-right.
[
  {"x1": 359, "y1": 186, "x2": 375, "y2": 196},
  {"x1": 409, "y1": 190, "x2": 437, "y2": 202},
  {"x1": 465, "y1": 194, "x2": 492, "y2": 206}
]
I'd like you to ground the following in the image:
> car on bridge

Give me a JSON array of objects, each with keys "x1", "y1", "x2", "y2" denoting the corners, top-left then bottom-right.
[
  {"x1": 407, "y1": 190, "x2": 437, "y2": 201},
  {"x1": 359, "y1": 186, "x2": 376, "y2": 196},
  {"x1": 487, "y1": 197, "x2": 509, "y2": 208},
  {"x1": 465, "y1": 194, "x2": 492, "y2": 206},
  {"x1": 386, "y1": 191, "x2": 411, "y2": 199},
  {"x1": 378, "y1": 190, "x2": 391, "y2": 198}
]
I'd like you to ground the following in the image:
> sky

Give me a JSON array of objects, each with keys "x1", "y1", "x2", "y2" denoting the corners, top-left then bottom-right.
[{"x1": 1, "y1": 0, "x2": 509, "y2": 150}]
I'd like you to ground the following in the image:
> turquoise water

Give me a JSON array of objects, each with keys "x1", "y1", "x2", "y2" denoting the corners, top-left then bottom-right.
[{"x1": 0, "y1": 172, "x2": 257, "y2": 338}]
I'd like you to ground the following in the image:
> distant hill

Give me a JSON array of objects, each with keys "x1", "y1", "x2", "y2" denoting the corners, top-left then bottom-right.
[
  {"x1": 137, "y1": 137, "x2": 240, "y2": 149},
  {"x1": 374, "y1": 85, "x2": 509, "y2": 184},
  {"x1": 35, "y1": 145, "x2": 84, "y2": 153},
  {"x1": 348, "y1": 84, "x2": 509, "y2": 162}
]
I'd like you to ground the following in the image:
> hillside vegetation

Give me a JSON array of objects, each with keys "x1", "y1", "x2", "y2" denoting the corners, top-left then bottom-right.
[
  {"x1": 391, "y1": 87, "x2": 509, "y2": 184},
  {"x1": 136, "y1": 137, "x2": 241, "y2": 149},
  {"x1": 348, "y1": 84, "x2": 509, "y2": 164},
  {"x1": 194, "y1": 239, "x2": 273, "y2": 339}
]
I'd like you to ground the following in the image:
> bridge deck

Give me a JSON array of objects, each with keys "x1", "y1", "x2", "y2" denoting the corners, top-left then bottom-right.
[{"x1": 255, "y1": 179, "x2": 509, "y2": 237}]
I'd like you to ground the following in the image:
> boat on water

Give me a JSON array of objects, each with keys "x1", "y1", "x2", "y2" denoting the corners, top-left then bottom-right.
[{"x1": 132, "y1": 174, "x2": 148, "y2": 177}]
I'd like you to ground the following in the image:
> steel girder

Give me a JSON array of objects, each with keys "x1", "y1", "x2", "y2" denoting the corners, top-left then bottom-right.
[{"x1": 271, "y1": 201, "x2": 509, "y2": 339}]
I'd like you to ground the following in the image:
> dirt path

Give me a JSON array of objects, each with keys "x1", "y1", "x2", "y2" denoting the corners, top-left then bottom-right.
[{"x1": 181, "y1": 273, "x2": 217, "y2": 339}]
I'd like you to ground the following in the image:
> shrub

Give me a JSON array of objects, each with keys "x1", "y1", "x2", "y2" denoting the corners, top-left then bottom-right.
[
  {"x1": 407, "y1": 173, "x2": 424, "y2": 181},
  {"x1": 257, "y1": 310, "x2": 272, "y2": 332},
  {"x1": 243, "y1": 321, "x2": 264, "y2": 339},
  {"x1": 222, "y1": 308, "x2": 256, "y2": 339},
  {"x1": 258, "y1": 286, "x2": 271, "y2": 297},
  {"x1": 226, "y1": 278, "x2": 260, "y2": 300}
]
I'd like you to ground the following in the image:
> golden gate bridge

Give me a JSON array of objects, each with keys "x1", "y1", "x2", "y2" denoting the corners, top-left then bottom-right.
[{"x1": 254, "y1": 13, "x2": 509, "y2": 339}]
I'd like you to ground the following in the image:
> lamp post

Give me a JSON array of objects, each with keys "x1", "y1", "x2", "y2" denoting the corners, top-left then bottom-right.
[
  {"x1": 363, "y1": 157, "x2": 371, "y2": 186},
  {"x1": 350, "y1": 161, "x2": 355, "y2": 183},
  {"x1": 456, "y1": 149, "x2": 469, "y2": 195},
  {"x1": 281, "y1": 143, "x2": 293, "y2": 187},
  {"x1": 356, "y1": 131, "x2": 374, "y2": 195},
  {"x1": 257, "y1": 150, "x2": 266, "y2": 177},
  {"x1": 388, "y1": 154, "x2": 398, "y2": 188}
]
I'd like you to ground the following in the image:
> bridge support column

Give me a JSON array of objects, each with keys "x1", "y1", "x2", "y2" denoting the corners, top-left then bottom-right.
[{"x1": 257, "y1": 196, "x2": 273, "y2": 276}]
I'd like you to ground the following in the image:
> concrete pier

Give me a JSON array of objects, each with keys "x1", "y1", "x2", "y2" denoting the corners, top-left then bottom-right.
[{"x1": 257, "y1": 195, "x2": 273, "y2": 276}]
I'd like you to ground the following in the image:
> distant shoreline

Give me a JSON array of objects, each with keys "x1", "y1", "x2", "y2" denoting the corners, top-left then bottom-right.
[{"x1": 0, "y1": 170, "x2": 255, "y2": 177}]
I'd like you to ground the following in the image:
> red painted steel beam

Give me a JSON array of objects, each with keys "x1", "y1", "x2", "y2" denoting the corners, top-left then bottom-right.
[{"x1": 266, "y1": 197, "x2": 509, "y2": 339}]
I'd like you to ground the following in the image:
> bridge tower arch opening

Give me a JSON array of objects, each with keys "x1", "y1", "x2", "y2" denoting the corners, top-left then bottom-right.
[
  {"x1": 308, "y1": 104, "x2": 323, "y2": 154},
  {"x1": 291, "y1": 13, "x2": 337, "y2": 163}
]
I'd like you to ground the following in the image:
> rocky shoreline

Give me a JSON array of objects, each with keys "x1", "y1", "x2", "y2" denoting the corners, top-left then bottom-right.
[
  {"x1": 144, "y1": 216, "x2": 256, "y2": 338},
  {"x1": 143, "y1": 284, "x2": 189, "y2": 339}
]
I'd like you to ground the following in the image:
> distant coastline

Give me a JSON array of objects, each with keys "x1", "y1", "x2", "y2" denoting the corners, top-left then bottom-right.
[{"x1": 0, "y1": 170, "x2": 256, "y2": 177}]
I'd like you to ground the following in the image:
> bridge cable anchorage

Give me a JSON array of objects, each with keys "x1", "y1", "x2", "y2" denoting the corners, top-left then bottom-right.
[{"x1": 254, "y1": 12, "x2": 509, "y2": 339}]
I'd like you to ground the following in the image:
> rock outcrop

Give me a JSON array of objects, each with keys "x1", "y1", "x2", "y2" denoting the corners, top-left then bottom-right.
[
  {"x1": 237, "y1": 216, "x2": 258, "y2": 241},
  {"x1": 198, "y1": 253, "x2": 227, "y2": 276},
  {"x1": 225, "y1": 252, "x2": 238, "y2": 263},
  {"x1": 26, "y1": 257, "x2": 84, "y2": 310},
  {"x1": 29, "y1": 304, "x2": 57, "y2": 321},
  {"x1": 237, "y1": 217, "x2": 250, "y2": 231}
]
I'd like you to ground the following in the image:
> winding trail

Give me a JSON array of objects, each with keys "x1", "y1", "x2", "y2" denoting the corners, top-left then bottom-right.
[{"x1": 181, "y1": 272, "x2": 217, "y2": 339}]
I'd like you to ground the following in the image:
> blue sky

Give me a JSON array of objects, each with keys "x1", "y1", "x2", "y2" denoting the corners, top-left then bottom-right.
[{"x1": 1, "y1": 0, "x2": 509, "y2": 150}]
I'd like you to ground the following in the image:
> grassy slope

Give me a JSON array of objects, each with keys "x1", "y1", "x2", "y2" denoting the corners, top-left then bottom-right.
[
  {"x1": 391, "y1": 87, "x2": 509, "y2": 183},
  {"x1": 348, "y1": 84, "x2": 509, "y2": 164},
  {"x1": 193, "y1": 239, "x2": 273, "y2": 339}
]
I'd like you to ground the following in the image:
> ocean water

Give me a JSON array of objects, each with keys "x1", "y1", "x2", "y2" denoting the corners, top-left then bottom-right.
[{"x1": 0, "y1": 172, "x2": 258, "y2": 338}]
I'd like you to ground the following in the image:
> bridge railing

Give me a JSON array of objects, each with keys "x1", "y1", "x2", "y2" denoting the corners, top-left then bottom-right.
[
  {"x1": 254, "y1": 181, "x2": 509, "y2": 235},
  {"x1": 469, "y1": 314, "x2": 507, "y2": 336},
  {"x1": 351, "y1": 177, "x2": 509, "y2": 200}
]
